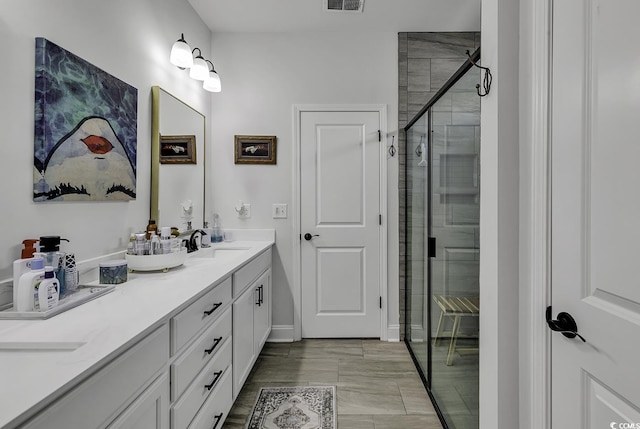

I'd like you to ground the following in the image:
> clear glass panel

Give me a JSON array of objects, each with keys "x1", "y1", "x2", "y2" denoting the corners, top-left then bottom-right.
[
  {"x1": 429, "y1": 69, "x2": 480, "y2": 429},
  {"x1": 405, "y1": 114, "x2": 429, "y2": 378}
]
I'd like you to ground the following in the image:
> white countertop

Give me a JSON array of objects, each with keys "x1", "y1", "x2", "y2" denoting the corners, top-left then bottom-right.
[{"x1": 0, "y1": 232, "x2": 274, "y2": 428}]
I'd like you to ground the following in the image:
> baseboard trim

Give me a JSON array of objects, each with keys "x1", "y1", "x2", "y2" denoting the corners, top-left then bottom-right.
[
  {"x1": 267, "y1": 325, "x2": 295, "y2": 342},
  {"x1": 387, "y1": 324, "x2": 400, "y2": 342}
]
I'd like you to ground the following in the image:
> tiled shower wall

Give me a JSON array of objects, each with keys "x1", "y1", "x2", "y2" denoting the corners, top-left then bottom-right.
[{"x1": 398, "y1": 32, "x2": 480, "y2": 339}]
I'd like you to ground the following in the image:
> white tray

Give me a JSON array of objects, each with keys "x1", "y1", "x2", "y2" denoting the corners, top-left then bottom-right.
[
  {"x1": 125, "y1": 249, "x2": 187, "y2": 272},
  {"x1": 0, "y1": 285, "x2": 115, "y2": 320}
]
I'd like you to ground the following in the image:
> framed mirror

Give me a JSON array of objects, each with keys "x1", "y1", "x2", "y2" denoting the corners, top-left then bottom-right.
[{"x1": 150, "y1": 86, "x2": 206, "y2": 232}]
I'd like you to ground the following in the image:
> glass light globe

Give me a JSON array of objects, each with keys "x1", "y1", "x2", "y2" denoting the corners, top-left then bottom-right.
[{"x1": 169, "y1": 35, "x2": 193, "y2": 69}]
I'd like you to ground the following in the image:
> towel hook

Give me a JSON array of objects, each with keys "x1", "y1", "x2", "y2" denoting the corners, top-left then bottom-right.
[
  {"x1": 388, "y1": 136, "x2": 396, "y2": 157},
  {"x1": 466, "y1": 50, "x2": 492, "y2": 97}
]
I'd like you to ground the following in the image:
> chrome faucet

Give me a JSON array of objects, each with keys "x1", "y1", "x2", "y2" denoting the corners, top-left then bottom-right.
[{"x1": 186, "y1": 229, "x2": 207, "y2": 253}]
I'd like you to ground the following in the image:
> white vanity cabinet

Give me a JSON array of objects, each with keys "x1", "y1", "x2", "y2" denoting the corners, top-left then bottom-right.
[
  {"x1": 232, "y1": 249, "x2": 272, "y2": 398},
  {"x1": 5, "y1": 242, "x2": 273, "y2": 429}
]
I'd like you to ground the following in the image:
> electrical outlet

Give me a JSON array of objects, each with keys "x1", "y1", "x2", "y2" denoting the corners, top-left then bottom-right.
[{"x1": 272, "y1": 203, "x2": 288, "y2": 219}]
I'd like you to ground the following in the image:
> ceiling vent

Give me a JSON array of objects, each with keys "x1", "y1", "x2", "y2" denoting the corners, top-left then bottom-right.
[{"x1": 323, "y1": 0, "x2": 365, "y2": 13}]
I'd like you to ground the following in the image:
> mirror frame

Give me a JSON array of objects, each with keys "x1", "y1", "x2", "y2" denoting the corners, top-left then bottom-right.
[{"x1": 150, "y1": 86, "x2": 206, "y2": 230}]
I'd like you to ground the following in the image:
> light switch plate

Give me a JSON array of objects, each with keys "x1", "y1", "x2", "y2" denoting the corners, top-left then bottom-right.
[{"x1": 272, "y1": 203, "x2": 288, "y2": 219}]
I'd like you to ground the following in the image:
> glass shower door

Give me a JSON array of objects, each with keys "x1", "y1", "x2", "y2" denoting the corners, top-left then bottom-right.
[
  {"x1": 405, "y1": 114, "x2": 429, "y2": 378},
  {"x1": 404, "y1": 49, "x2": 480, "y2": 429},
  {"x1": 428, "y1": 75, "x2": 480, "y2": 429}
]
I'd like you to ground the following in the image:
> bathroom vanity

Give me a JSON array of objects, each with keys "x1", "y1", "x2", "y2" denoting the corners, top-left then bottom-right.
[{"x1": 0, "y1": 232, "x2": 274, "y2": 429}]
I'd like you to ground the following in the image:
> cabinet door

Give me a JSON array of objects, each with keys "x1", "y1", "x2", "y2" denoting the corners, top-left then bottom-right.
[
  {"x1": 232, "y1": 284, "x2": 255, "y2": 399},
  {"x1": 253, "y1": 269, "x2": 271, "y2": 354},
  {"x1": 107, "y1": 372, "x2": 169, "y2": 429}
]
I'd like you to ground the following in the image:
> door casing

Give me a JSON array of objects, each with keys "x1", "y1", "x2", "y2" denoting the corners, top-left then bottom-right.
[{"x1": 292, "y1": 104, "x2": 388, "y2": 341}]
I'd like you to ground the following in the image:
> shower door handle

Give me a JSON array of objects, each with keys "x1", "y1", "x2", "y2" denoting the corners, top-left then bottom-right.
[{"x1": 428, "y1": 237, "x2": 436, "y2": 258}]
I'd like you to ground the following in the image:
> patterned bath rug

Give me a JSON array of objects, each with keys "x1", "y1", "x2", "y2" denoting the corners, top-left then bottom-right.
[{"x1": 245, "y1": 386, "x2": 336, "y2": 429}]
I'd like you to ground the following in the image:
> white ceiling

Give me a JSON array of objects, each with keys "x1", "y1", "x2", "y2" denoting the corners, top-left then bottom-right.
[{"x1": 187, "y1": 0, "x2": 481, "y2": 33}]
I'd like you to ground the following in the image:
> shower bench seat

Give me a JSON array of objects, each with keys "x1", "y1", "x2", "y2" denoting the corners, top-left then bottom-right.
[{"x1": 433, "y1": 295, "x2": 480, "y2": 366}]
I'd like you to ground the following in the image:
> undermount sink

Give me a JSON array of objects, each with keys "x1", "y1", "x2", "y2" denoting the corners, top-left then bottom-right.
[
  {"x1": 192, "y1": 246, "x2": 251, "y2": 259},
  {"x1": 0, "y1": 341, "x2": 86, "y2": 352}
]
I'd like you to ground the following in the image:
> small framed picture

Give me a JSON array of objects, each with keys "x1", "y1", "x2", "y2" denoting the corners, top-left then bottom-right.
[
  {"x1": 234, "y1": 135, "x2": 277, "y2": 165},
  {"x1": 159, "y1": 135, "x2": 196, "y2": 164}
]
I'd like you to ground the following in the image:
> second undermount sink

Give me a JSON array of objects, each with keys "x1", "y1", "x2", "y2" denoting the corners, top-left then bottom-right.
[{"x1": 0, "y1": 341, "x2": 86, "y2": 353}]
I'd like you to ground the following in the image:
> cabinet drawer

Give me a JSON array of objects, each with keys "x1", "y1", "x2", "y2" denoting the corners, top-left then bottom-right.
[
  {"x1": 171, "y1": 339, "x2": 232, "y2": 429},
  {"x1": 171, "y1": 307, "x2": 232, "y2": 401},
  {"x1": 187, "y1": 369, "x2": 232, "y2": 429},
  {"x1": 233, "y1": 248, "x2": 271, "y2": 297},
  {"x1": 171, "y1": 277, "x2": 232, "y2": 355},
  {"x1": 22, "y1": 324, "x2": 169, "y2": 429}
]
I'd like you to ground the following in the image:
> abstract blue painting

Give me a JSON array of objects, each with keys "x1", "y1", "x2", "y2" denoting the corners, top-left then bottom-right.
[{"x1": 33, "y1": 37, "x2": 137, "y2": 201}]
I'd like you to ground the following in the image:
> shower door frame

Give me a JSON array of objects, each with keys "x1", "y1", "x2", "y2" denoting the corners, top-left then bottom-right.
[{"x1": 403, "y1": 47, "x2": 481, "y2": 429}]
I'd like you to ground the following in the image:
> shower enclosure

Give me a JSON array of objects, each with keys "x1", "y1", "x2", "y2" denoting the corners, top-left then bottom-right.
[{"x1": 404, "y1": 49, "x2": 480, "y2": 429}]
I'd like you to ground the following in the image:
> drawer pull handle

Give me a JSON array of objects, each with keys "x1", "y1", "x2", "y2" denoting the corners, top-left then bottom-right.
[
  {"x1": 204, "y1": 302, "x2": 222, "y2": 316},
  {"x1": 256, "y1": 285, "x2": 264, "y2": 307},
  {"x1": 205, "y1": 371, "x2": 223, "y2": 390},
  {"x1": 205, "y1": 337, "x2": 223, "y2": 354},
  {"x1": 212, "y1": 413, "x2": 224, "y2": 429}
]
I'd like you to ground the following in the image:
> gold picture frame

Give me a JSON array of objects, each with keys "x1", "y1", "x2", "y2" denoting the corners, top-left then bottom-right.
[
  {"x1": 159, "y1": 135, "x2": 196, "y2": 164},
  {"x1": 234, "y1": 135, "x2": 277, "y2": 165}
]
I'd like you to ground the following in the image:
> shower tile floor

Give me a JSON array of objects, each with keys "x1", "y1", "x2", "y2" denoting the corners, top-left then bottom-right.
[{"x1": 222, "y1": 339, "x2": 442, "y2": 429}]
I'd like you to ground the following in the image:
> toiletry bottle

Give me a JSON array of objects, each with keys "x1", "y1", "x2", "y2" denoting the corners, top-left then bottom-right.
[
  {"x1": 160, "y1": 227, "x2": 172, "y2": 254},
  {"x1": 38, "y1": 266, "x2": 59, "y2": 312},
  {"x1": 212, "y1": 213, "x2": 223, "y2": 243},
  {"x1": 21, "y1": 239, "x2": 38, "y2": 259},
  {"x1": 13, "y1": 257, "x2": 35, "y2": 309},
  {"x1": 15, "y1": 257, "x2": 45, "y2": 312},
  {"x1": 127, "y1": 233, "x2": 136, "y2": 255},
  {"x1": 146, "y1": 219, "x2": 158, "y2": 240},
  {"x1": 35, "y1": 236, "x2": 68, "y2": 296},
  {"x1": 134, "y1": 232, "x2": 146, "y2": 255},
  {"x1": 150, "y1": 232, "x2": 160, "y2": 255},
  {"x1": 201, "y1": 222, "x2": 212, "y2": 247}
]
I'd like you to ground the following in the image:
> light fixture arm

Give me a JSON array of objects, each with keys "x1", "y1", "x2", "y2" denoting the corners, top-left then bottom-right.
[
  {"x1": 192, "y1": 47, "x2": 204, "y2": 58},
  {"x1": 205, "y1": 59, "x2": 217, "y2": 73}
]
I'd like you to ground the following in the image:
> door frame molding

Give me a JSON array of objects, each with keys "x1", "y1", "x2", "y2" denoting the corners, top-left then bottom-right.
[
  {"x1": 521, "y1": 0, "x2": 552, "y2": 427},
  {"x1": 291, "y1": 104, "x2": 388, "y2": 341}
]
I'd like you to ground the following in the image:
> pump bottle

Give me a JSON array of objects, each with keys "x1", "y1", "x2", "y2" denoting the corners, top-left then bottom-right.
[{"x1": 15, "y1": 257, "x2": 45, "y2": 312}]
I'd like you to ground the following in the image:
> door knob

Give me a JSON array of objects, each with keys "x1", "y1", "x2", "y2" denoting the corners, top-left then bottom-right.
[
  {"x1": 545, "y1": 306, "x2": 586, "y2": 342},
  {"x1": 304, "y1": 233, "x2": 319, "y2": 241}
]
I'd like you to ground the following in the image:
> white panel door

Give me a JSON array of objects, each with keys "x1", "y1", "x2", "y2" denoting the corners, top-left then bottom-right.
[
  {"x1": 551, "y1": 0, "x2": 640, "y2": 426},
  {"x1": 300, "y1": 110, "x2": 381, "y2": 338}
]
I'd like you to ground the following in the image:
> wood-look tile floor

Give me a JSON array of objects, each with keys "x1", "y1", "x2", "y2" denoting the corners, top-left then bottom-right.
[{"x1": 222, "y1": 339, "x2": 443, "y2": 429}]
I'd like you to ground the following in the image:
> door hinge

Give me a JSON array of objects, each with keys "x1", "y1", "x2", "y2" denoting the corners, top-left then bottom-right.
[
  {"x1": 378, "y1": 130, "x2": 381, "y2": 142},
  {"x1": 379, "y1": 296, "x2": 382, "y2": 309},
  {"x1": 379, "y1": 214, "x2": 382, "y2": 225}
]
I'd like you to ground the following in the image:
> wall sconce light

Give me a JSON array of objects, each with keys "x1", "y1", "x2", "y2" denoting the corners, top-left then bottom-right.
[
  {"x1": 170, "y1": 34, "x2": 193, "y2": 69},
  {"x1": 203, "y1": 60, "x2": 221, "y2": 93},
  {"x1": 170, "y1": 34, "x2": 221, "y2": 92}
]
